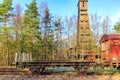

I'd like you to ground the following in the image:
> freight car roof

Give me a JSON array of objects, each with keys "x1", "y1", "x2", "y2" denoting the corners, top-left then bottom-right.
[{"x1": 100, "y1": 34, "x2": 120, "y2": 43}]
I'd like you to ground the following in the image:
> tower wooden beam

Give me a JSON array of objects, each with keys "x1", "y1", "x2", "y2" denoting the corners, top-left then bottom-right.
[{"x1": 77, "y1": 0, "x2": 92, "y2": 60}]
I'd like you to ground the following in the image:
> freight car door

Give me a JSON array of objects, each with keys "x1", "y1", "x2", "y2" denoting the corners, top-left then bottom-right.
[
  {"x1": 117, "y1": 46, "x2": 120, "y2": 61},
  {"x1": 111, "y1": 45, "x2": 120, "y2": 63}
]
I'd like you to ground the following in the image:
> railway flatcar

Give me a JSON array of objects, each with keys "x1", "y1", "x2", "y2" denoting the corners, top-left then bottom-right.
[
  {"x1": 100, "y1": 34, "x2": 120, "y2": 69},
  {"x1": 15, "y1": 34, "x2": 120, "y2": 73},
  {"x1": 15, "y1": 52, "x2": 95, "y2": 73}
]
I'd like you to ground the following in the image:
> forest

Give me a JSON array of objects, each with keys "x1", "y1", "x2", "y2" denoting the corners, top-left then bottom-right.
[{"x1": 0, "y1": 0, "x2": 118, "y2": 66}]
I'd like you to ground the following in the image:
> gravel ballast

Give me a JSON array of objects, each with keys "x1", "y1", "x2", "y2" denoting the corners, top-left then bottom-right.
[{"x1": 0, "y1": 74, "x2": 120, "y2": 80}]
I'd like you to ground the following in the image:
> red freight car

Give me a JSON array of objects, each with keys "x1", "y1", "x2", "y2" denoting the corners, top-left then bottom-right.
[{"x1": 100, "y1": 34, "x2": 120, "y2": 68}]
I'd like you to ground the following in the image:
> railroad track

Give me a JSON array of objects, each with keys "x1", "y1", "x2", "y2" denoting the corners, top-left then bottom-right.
[{"x1": 0, "y1": 68, "x2": 30, "y2": 75}]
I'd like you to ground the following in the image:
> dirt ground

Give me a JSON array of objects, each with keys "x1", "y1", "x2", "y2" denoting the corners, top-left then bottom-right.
[{"x1": 0, "y1": 74, "x2": 120, "y2": 80}]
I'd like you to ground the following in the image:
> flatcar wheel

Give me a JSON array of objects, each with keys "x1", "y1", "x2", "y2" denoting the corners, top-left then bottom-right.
[
  {"x1": 74, "y1": 66, "x2": 89, "y2": 75},
  {"x1": 113, "y1": 65, "x2": 116, "y2": 68},
  {"x1": 39, "y1": 67, "x2": 45, "y2": 73},
  {"x1": 29, "y1": 67, "x2": 45, "y2": 74},
  {"x1": 117, "y1": 66, "x2": 120, "y2": 70},
  {"x1": 16, "y1": 65, "x2": 24, "y2": 70},
  {"x1": 29, "y1": 67, "x2": 37, "y2": 73}
]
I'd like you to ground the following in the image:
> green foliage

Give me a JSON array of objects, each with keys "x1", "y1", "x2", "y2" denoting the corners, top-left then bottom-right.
[
  {"x1": 24, "y1": 0, "x2": 39, "y2": 29},
  {"x1": 0, "y1": 0, "x2": 13, "y2": 65},
  {"x1": 41, "y1": 6, "x2": 54, "y2": 60},
  {"x1": 0, "y1": 0, "x2": 78, "y2": 65},
  {"x1": 0, "y1": 0, "x2": 13, "y2": 22},
  {"x1": 16, "y1": 0, "x2": 43, "y2": 61},
  {"x1": 114, "y1": 22, "x2": 120, "y2": 33},
  {"x1": 88, "y1": 69, "x2": 120, "y2": 75},
  {"x1": 22, "y1": 0, "x2": 40, "y2": 54}
]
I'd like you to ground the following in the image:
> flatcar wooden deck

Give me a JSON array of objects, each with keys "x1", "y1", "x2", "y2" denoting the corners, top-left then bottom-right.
[
  {"x1": 16, "y1": 61, "x2": 97, "y2": 73},
  {"x1": 16, "y1": 61, "x2": 96, "y2": 67}
]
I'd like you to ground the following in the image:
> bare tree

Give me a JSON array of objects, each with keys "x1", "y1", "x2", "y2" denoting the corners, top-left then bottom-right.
[
  {"x1": 11, "y1": 4, "x2": 23, "y2": 53},
  {"x1": 68, "y1": 15, "x2": 77, "y2": 60},
  {"x1": 90, "y1": 13, "x2": 102, "y2": 59},
  {"x1": 90, "y1": 13, "x2": 101, "y2": 46},
  {"x1": 101, "y1": 16, "x2": 111, "y2": 34},
  {"x1": 63, "y1": 15, "x2": 77, "y2": 60}
]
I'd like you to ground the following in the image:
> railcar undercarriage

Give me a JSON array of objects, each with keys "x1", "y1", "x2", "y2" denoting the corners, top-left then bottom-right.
[{"x1": 16, "y1": 61, "x2": 96, "y2": 74}]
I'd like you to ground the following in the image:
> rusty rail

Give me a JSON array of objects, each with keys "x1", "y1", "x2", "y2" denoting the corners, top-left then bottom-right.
[{"x1": 0, "y1": 68, "x2": 29, "y2": 75}]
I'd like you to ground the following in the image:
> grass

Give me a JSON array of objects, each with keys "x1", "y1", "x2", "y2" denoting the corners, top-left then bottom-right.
[
  {"x1": 88, "y1": 68, "x2": 120, "y2": 75},
  {"x1": 44, "y1": 67, "x2": 120, "y2": 75},
  {"x1": 0, "y1": 66, "x2": 16, "y2": 68}
]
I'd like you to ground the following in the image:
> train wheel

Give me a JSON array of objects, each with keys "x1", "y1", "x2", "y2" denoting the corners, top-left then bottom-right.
[
  {"x1": 29, "y1": 67, "x2": 36, "y2": 74},
  {"x1": 117, "y1": 66, "x2": 120, "y2": 70},
  {"x1": 29, "y1": 66, "x2": 45, "y2": 74},
  {"x1": 74, "y1": 66, "x2": 89, "y2": 75},
  {"x1": 16, "y1": 65, "x2": 24, "y2": 70},
  {"x1": 113, "y1": 65, "x2": 116, "y2": 68},
  {"x1": 38, "y1": 67, "x2": 45, "y2": 73}
]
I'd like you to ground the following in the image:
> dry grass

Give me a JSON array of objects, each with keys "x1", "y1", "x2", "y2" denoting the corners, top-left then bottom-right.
[
  {"x1": 0, "y1": 74, "x2": 120, "y2": 80},
  {"x1": 0, "y1": 66, "x2": 16, "y2": 68}
]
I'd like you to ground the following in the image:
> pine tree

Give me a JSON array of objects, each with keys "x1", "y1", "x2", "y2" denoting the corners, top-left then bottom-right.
[
  {"x1": 0, "y1": 0, "x2": 13, "y2": 65},
  {"x1": 11, "y1": 4, "x2": 23, "y2": 53},
  {"x1": 0, "y1": 0, "x2": 13, "y2": 26},
  {"x1": 41, "y1": 6, "x2": 54, "y2": 60},
  {"x1": 22, "y1": 0, "x2": 40, "y2": 60}
]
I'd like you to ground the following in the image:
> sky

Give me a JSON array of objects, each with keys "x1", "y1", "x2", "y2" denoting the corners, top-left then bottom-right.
[{"x1": 1, "y1": 0, "x2": 120, "y2": 25}]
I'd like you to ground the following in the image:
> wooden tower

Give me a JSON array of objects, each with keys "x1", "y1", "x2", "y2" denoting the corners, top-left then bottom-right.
[{"x1": 77, "y1": 0, "x2": 92, "y2": 60}]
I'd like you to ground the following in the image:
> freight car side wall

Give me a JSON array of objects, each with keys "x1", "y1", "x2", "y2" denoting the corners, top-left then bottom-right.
[
  {"x1": 100, "y1": 40, "x2": 111, "y2": 63},
  {"x1": 100, "y1": 38, "x2": 120, "y2": 67},
  {"x1": 110, "y1": 40, "x2": 120, "y2": 66}
]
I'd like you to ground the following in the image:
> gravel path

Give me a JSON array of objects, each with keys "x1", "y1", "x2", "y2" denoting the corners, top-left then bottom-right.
[{"x1": 0, "y1": 74, "x2": 120, "y2": 80}]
